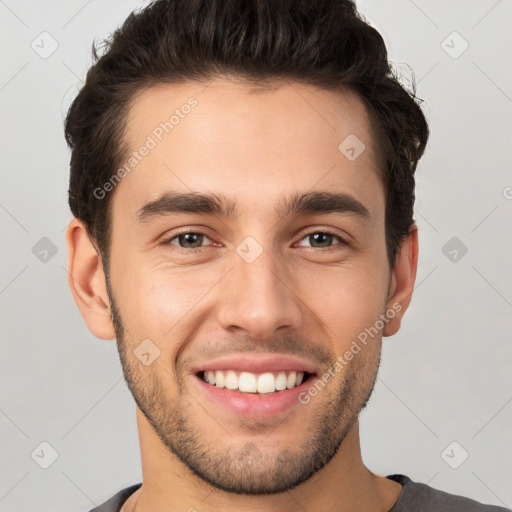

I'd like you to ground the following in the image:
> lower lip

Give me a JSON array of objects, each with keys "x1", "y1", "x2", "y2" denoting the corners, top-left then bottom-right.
[{"x1": 191, "y1": 374, "x2": 315, "y2": 418}]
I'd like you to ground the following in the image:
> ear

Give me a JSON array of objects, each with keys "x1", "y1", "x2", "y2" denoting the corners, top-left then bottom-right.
[
  {"x1": 383, "y1": 223, "x2": 419, "y2": 337},
  {"x1": 65, "y1": 218, "x2": 116, "y2": 340}
]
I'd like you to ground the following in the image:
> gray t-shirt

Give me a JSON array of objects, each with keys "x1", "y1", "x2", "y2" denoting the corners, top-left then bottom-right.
[{"x1": 88, "y1": 474, "x2": 511, "y2": 511}]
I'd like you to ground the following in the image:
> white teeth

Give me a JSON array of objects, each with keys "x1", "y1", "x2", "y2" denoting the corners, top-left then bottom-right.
[
  {"x1": 286, "y1": 371, "x2": 297, "y2": 389},
  {"x1": 202, "y1": 370, "x2": 306, "y2": 394},
  {"x1": 257, "y1": 372, "x2": 275, "y2": 394},
  {"x1": 215, "y1": 370, "x2": 225, "y2": 388},
  {"x1": 275, "y1": 371, "x2": 287, "y2": 390},
  {"x1": 238, "y1": 372, "x2": 257, "y2": 392},
  {"x1": 225, "y1": 370, "x2": 238, "y2": 390}
]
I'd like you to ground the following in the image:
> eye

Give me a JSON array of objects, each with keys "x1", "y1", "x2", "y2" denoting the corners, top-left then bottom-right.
[
  {"x1": 163, "y1": 231, "x2": 215, "y2": 251},
  {"x1": 160, "y1": 229, "x2": 349, "y2": 254},
  {"x1": 295, "y1": 230, "x2": 348, "y2": 250}
]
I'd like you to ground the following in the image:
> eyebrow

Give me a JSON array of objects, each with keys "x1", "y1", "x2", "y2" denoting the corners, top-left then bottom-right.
[{"x1": 134, "y1": 190, "x2": 372, "y2": 225}]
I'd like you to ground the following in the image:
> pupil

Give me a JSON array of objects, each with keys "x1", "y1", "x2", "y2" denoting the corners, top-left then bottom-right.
[
  {"x1": 181, "y1": 233, "x2": 202, "y2": 248},
  {"x1": 311, "y1": 233, "x2": 332, "y2": 247}
]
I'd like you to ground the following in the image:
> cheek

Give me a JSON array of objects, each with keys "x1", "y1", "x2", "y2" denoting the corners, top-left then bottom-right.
[
  {"x1": 294, "y1": 262, "x2": 388, "y2": 343},
  {"x1": 117, "y1": 265, "x2": 219, "y2": 338}
]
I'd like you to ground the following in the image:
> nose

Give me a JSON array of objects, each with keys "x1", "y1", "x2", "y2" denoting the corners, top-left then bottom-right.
[{"x1": 215, "y1": 244, "x2": 304, "y2": 340}]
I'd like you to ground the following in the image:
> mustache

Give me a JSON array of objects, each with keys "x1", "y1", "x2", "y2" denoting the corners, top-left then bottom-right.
[{"x1": 180, "y1": 334, "x2": 335, "y2": 369}]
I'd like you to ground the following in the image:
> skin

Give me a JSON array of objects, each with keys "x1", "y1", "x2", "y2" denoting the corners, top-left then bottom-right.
[{"x1": 66, "y1": 77, "x2": 418, "y2": 512}]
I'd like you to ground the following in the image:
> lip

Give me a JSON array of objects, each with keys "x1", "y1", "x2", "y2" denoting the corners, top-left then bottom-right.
[
  {"x1": 190, "y1": 354, "x2": 319, "y2": 375},
  {"x1": 190, "y1": 371, "x2": 316, "y2": 418}
]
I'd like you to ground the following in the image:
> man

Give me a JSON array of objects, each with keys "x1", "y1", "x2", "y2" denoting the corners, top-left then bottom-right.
[{"x1": 64, "y1": 1, "x2": 510, "y2": 511}]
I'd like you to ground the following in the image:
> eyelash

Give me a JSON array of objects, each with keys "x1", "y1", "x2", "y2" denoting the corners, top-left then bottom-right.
[{"x1": 161, "y1": 229, "x2": 349, "y2": 254}]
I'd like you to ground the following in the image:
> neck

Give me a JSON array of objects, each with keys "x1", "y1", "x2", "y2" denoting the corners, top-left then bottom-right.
[{"x1": 124, "y1": 407, "x2": 402, "y2": 512}]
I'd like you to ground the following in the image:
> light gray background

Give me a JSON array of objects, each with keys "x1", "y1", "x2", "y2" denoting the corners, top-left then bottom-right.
[{"x1": 1, "y1": 0, "x2": 511, "y2": 511}]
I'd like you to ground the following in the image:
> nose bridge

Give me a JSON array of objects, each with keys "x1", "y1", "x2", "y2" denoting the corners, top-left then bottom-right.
[{"x1": 216, "y1": 236, "x2": 303, "y2": 338}]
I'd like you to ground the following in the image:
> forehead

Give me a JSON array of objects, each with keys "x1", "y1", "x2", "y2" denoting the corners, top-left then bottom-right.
[{"x1": 112, "y1": 77, "x2": 384, "y2": 227}]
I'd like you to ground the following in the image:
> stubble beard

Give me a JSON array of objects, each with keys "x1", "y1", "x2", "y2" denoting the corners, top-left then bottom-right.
[{"x1": 105, "y1": 277, "x2": 381, "y2": 495}]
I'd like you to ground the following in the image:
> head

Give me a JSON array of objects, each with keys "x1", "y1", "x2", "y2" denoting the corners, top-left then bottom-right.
[{"x1": 65, "y1": 0, "x2": 428, "y2": 496}]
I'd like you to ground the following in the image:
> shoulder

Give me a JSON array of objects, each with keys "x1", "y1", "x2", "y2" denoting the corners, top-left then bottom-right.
[
  {"x1": 388, "y1": 474, "x2": 511, "y2": 512},
  {"x1": 87, "y1": 483, "x2": 142, "y2": 512}
]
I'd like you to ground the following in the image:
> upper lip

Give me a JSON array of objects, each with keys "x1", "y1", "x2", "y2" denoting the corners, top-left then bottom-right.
[{"x1": 191, "y1": 354, "x2": 319, "y2": 375}]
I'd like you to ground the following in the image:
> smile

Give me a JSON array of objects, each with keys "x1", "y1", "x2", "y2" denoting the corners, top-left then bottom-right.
[{"x1": 199, "y1": 369, "x2": 315, "y2": 394}]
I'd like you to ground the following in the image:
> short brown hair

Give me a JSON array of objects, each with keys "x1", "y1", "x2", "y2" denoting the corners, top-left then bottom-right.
[{"x1": 64, "y1": 0, "x2": 429, "y2": 271}]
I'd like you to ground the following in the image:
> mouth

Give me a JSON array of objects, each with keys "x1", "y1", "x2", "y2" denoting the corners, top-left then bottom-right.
[
  {"x1": 196, "y1": 369, "x2": 317, "y2": 395},
  {"x1": 190, "y1": 367, "x2": 318, "y2": 418}
]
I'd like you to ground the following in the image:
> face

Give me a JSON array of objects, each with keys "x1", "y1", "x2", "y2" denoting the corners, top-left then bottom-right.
[{"x1": 105, "y1": 77, "x2": 392, "y2": 494}]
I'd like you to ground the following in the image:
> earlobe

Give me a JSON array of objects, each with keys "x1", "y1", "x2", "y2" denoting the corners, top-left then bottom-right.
[
  {"x1": 383, "y1": 224, "x2": 419, "y2": 337},
  {"x1": 65, "y1": 218, "x2": 116, "y2": 340}
]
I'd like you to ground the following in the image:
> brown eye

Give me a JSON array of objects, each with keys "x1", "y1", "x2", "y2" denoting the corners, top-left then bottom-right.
[{"x1": 163, "y1": 231, "x2": 215, "y2": 251}]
